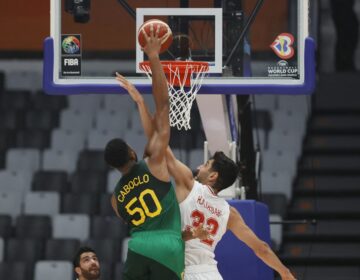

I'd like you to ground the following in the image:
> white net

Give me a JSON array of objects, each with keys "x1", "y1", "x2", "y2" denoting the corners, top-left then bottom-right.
[{"x1": 140, "y1": 61, "x2": 208, "y2": 130}]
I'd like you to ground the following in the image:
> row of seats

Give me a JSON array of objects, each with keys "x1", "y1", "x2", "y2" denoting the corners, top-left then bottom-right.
[
  {"x1": 0, "y1": 89, "x2": 149, "y2": 114},
  {"x1": 0, "y1": 191, "x2": 118, "y2": 219},
  {"x1": 0, "y1": 169, "x2": 114, "y2": 194},
  {"x1": 0, "y1": 90, "x2": 66, "y2": 174},
  {"x1": 58, "y1": 109, "x2": 205, "y2": 151},
  {"x1": 252, "y1": 105, "x2": 309, "y2": 202},
  {"x1": 0, "y1": 169, "x2": 109, "y2": 193},
  {"x1": 1, "y1": 146, "x2": 203, "y2": 181},
  {"x1": 0, "y1": 260, "x2": 124, "y2": 280},
  {"x1": 252, "y1": 96, "x2": 311, "y2": 249},
  {"x1": 0, "y1": 90, "x2": 67, "y2": 111},
  {"x1": 0, "y1": 214, "x2": 127, "y2": 241},
  {"x1": 1, "y1": 238, "x2": 123, "y2": 262},
  {"x1": 0, "y1": 129, "x2": 52, "y2": 151},
  {"x1": 1, "y1": 148, "x2": 108, "y2": 174},
  {"x1": 0, "y1": 110, "x2": 59, "y2": 130}
]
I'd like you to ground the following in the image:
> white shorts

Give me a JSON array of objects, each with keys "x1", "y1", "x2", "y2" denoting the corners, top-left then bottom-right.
[{"x1": 184, "y1": 264, "x2": 223, "y2": 280}]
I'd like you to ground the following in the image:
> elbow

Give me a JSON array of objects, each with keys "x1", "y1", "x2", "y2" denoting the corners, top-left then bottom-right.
[{"x1": 254, "y1": 241, "x2": 271, "y2": 258}]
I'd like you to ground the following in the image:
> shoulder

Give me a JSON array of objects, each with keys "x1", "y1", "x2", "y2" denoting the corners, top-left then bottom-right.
[
  {"x1": 227, "y1": 206, "x2": 245, "y2": 230},
  {"x1": 192, "y1": 180, "x2": 202, "y2": 190},
  {"x1": 177, "y1": 179, "x2": 197, "y2": 204}
]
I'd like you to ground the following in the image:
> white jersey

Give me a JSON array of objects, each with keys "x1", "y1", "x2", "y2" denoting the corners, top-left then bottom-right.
[{"x1": 180, "y1": 181, "x2": 230, "y2": 267}]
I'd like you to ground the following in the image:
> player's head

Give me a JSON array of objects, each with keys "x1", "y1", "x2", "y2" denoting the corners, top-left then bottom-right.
[
  {"x1": 73, "y1": 247, "x2": 100, "y2": 280},
  {"x1": 196, "y1": 151, "x2": 239, "y2": 192},
  {"x1": 104, "y1": 138, "x2": 137, "y2": 169}
]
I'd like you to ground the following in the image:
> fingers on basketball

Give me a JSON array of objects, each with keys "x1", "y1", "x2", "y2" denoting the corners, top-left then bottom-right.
[
  {"x1": 138, "y1": 19, "x2": 173, "y2": 53},
  {"x1": 141, "y1": 29, "x2": 149, "y2": 41}
]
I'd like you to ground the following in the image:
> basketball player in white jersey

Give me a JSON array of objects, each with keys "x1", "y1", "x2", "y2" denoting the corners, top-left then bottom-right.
[{"x1": 115, "y1": 74, "x2": 296, "y2": 280}]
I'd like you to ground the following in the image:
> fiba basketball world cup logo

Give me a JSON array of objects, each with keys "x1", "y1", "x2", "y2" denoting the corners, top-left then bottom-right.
[
  {"x1": 270, "y1": 33, "x2": 295, "y2": 60},
  {"x1": 268, "y1": 33, "x2": 298, "y2": 78},
  {"x1": 62, "y1": 35, "x2": 81, "y2": 54}
]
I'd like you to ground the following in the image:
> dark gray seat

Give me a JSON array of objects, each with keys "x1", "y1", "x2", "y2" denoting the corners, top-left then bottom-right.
[
  {"x1": 77, "y1": 150, "x2": 109, "y2": 172},
  {"x1": 0, "y1": 214, "x2": 12, "y2": 238},
  {"x1": 70, "y1": 171, "x2": 106, "y2": 194},
  {"x1": 31, "y1": 91, "x2": 68, "y2": 111},
  {"x1": 82, "y1": 239, "x2": 122, "y2": 263},
  {"x1": 0, "y1": 110, "x2": 24, "y2": 130},
  {"x1": 24, "y1": 110, "x2": 59, "y2": 130},
  {"x1": 0, "y1": 262, "x2": 34, "y2": 280},
  {"x1": 99, "y1": 194, "x2": 117, "y2": 217},
  {"x1": 91, "y1": 215, "x2": 128, "y2": 240},
  {"x1": 15, "y1": 129, "x2": 50, "y2": 149},
  {"x1": 32, "y1": 171, "x2": 69, "y2": 193},
  {"x1": 45, "y1": 239, "x2": 80, "y2": 261},
  {"x1": 62, "y1": 193, "x2": 99, "y2": 215},
  {"x1": 6, "y1": 239, "x2": 44, "y2": 262},
  {"x1": 113, "y1": 262, "x2": 124, "y2": 280},
  {"x1": 15, "y1": 215, "x2": 52, "y2": 240},
  {"x1": 0, "y1": 90, "x2": 31, "y2": 110}
]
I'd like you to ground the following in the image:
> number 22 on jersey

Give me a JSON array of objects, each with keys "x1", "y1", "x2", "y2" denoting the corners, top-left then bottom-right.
[
  {"x1": 125, "y1": 189, "x2": 162, "y2": 226},
  {"x1": 188, "y1": 209, "x2": 219, "y2": 246}
]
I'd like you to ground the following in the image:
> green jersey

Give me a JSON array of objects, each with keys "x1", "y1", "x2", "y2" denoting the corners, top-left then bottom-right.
[{"x1": 113, "y1": 160, "x2": 184, "y2": 279}]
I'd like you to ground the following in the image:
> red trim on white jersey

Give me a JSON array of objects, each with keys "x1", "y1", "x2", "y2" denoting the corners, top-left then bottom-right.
[{"x1": 205, "y1": 184, "x2": 217, "y2": 196}]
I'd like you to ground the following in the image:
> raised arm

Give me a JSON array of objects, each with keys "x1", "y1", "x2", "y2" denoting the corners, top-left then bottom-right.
[
  {"x1": 116, "y1": 73, "x2": 194, "y2": 197},
  {"x1": 227, "y1": 207, "x2": 296, "y2": 280},
  {"x1": 141, "y1": 24, "x2": 171, "y2": 180},
  {"x1": 115, "y1": 73, "x2": 154, "y2": 140},
  {"x1": 142, "y1": 26, "x2": 169, "y2": 116},
  {"x1": 142, "y1": 25, "x2": 170, "y2": 150}
]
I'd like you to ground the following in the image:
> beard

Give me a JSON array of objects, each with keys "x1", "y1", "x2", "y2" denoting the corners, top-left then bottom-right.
[{"x1": 80, "y1": 267, "x2": 100, "y2": 280}]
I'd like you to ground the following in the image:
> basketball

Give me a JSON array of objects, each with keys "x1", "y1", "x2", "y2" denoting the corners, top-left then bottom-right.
[{"x1": 137, "y1": 19, "x2": 173, "y2": 53}]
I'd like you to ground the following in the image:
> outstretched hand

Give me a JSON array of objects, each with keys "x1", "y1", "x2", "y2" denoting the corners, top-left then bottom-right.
[
  {"x1": 115, "y1": 72, "x2": 143, "y2": 104},
  {"x1": 281, "y1": 270, "x2": 297, "y2": 280},
  {"x1": 141, "y1": 23, "x2": 162, "y2": 58},
  {"x1": 191, "y1": 223, "x2": 210, "y2": 240}
]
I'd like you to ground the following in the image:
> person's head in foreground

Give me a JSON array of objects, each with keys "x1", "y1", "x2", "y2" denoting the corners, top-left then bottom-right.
[
  {"x1": 195, "y1": 151, "x2": 239, "y2": 193},
  {"x1": 73, "y1": 247, "x2": 100, "y2": 280}
]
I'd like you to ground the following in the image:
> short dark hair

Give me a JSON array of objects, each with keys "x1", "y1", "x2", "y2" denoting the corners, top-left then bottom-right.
[
  {"x1": 104, "y1": 138, "x2": 131, "y2": 168},
  {"x1": 73, "y1": 246, "x2": 96, "y2": 268},
  {"x1": 210, "y1": 151, "x2": 239, "y2": 192}
]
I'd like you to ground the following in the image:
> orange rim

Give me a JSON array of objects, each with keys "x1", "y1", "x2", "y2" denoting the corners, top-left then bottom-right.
[
  {"x1": 139, "y1": 60, "x2": 209, "y2": 87},
  {"x1": 139, "y1": 60, "x2": 209, "y2": 73}
]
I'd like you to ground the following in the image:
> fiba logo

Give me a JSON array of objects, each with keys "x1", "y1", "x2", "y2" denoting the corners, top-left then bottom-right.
[
  {"x1": 277, "y1": 60, "x2": 288, "y2": 67},
  {"x1": 62, "y1": 35, "x2": 80, "y2": 54},
  {"x1": 270, "y1": 33, "x2": 295, "y2": 60}
]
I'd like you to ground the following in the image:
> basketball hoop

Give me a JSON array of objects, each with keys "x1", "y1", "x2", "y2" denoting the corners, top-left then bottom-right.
[{"x1": 139, "y1": 60, "x2": 209, "y2": 130}]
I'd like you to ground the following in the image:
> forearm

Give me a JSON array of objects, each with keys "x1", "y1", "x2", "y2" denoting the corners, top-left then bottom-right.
[
  {"x1": 148, "y1": 54, "x2": 168, "y2": 110},
  {"x1": 182, "y1": 229, "x2": 196, "y2": 241},
  {"x1": 255, "y1": 242, "x2": 290, "y2": 277},
  {"x1": 137, "y1": 99, "x2": 155, "y2": 139}
]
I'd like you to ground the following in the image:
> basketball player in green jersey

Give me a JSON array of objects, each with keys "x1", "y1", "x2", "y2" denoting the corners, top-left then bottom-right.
[{"x1": 104, "y1": 25, "x2": 184, "y2": 280}]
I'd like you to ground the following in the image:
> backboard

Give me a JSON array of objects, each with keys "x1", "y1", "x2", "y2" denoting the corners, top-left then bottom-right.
[{"x1": 44, "y1": 0, "x2": 315, "y2": 95}]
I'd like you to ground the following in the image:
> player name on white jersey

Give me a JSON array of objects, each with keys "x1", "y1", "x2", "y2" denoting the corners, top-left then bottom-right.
[{"x1": 196, "y1": 195, "x2": 223, "y2": 217}]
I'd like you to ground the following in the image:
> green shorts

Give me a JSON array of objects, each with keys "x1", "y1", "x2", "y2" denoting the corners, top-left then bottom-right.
[{"x1": 123, "y1": 230, "x2": 184, "y2": 280}]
